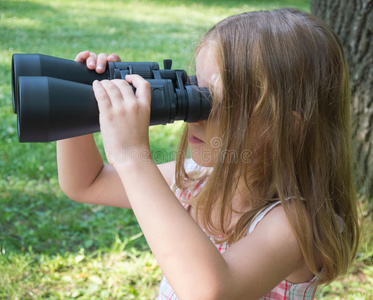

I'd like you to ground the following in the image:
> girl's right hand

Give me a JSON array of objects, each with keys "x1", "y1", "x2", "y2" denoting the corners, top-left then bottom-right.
[{"x1": 74, "y1": 50, "x2": 121, "y2": 74}]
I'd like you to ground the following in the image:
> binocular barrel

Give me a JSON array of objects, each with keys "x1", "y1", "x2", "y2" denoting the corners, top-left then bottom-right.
[{"x1": 12, "y1": 54, "x2": 211, "y2": 142}]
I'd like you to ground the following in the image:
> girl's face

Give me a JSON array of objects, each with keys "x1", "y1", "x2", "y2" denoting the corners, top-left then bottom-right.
[{"x1": 188, "y1": 45, "x2": 222, "y2": 167}]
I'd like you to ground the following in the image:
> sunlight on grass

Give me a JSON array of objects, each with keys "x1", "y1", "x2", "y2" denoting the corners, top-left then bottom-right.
[
  {"x1": 0, "y1": 240, "x2": 162, "y2": 299},
  {"x1": 1, "y1": 16, "x2": 41, "y2": 30}
]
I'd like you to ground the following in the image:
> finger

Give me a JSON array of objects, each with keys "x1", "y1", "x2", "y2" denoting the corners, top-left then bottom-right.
[
  {"x1": 100, "y1": 80, "x2": 126, "y2": 108},
  {"x1": 111, "y1": 79, "x2": 137, "y2": 103},
  {"x1": 125, "y1": 75, "x2": 151, "y2": 106},
  {"x1": 93, "y1": 80, "x2": 112, "y2": 111},
  {"x1": 86, "y1": 52, "x2": 97, "y2": 70},
  {"x1": 107, "y1": 53, "x2": 121, "y2": 62},
  {"x1": 74, "y1": 50, "x2": 90, "y2": 62},
  {"x1": 96, "y1": 53, "x2": 108, "y2": 74}
]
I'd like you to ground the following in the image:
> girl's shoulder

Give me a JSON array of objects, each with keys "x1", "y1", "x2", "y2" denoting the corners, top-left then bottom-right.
[{"x1": 247, "y1": 200, "x2": 318, "y2": 285}]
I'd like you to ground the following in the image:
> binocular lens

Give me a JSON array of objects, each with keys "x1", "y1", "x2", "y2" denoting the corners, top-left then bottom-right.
[
  {"x1": 12, "y1": 54, "x2": 108, "y2": 114},
  {"x1": 18, "y1": 77, "x2": 100, "y2": 142}
]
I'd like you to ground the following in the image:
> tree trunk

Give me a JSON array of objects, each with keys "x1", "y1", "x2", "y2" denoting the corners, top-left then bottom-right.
[{"x1": 311, "y1": 0, "x2": 373, "y2": 196}]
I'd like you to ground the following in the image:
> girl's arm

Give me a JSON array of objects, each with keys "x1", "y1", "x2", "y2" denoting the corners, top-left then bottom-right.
[
  {"x1": 57, "y1": 51, "x2": 175, "y2": 208},
  {"x1": 121, "y1": 162, "x2": 304, "y2": 299},
  {"x1": 94, "y1": 76, "x2": 307, "y2": 299}
]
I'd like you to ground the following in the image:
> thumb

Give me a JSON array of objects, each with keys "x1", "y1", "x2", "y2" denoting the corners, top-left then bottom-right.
[{"x1": 125, "y1": 75, "x2": 151, "y2": 106}]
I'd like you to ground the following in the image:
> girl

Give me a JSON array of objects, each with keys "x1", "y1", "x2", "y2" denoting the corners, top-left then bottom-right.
[{"x1": 57, "y1": 8, "x2": 360, "y2": 299}]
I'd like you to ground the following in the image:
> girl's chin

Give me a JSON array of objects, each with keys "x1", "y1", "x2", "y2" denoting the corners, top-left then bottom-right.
[{"x1": 190, "y1": 148, "x2": 216, "y2": 167}]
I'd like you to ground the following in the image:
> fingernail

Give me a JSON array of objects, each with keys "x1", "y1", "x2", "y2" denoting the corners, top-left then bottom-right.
[
  {"x1": 97, "y1": 65, "x2": 103, "y2": 71},
  {"x1": 89, "y1": 61, "x2": 95, "y2": 68},
  {"x1": 108, "y1": 54, "x2": 117, "y2": 61}
]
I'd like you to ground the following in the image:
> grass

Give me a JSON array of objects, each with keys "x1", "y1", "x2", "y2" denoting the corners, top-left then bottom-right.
[{"x1": 0, "y1": 0, "x2": 372, "y2": 299}]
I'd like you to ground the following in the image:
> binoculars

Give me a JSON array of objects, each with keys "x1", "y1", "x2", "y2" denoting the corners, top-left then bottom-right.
[{"x1": 12, "y1": 54, "x2": 211, "y2": 142}]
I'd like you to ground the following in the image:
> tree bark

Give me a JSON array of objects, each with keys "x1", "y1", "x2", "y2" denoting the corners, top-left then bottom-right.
[{"x1": 311, "y1": 0, "x2": 373, "y2": 196}]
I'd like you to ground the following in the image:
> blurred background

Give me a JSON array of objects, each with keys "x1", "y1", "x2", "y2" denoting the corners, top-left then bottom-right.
[{"x1": 0, "y1": 0, "x2": 371, "y2": 299}]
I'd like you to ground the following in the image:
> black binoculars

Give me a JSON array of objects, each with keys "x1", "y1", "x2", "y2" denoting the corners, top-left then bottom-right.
[{"x1": 12, "y1": 54, "x2": 211, "y2": 142}]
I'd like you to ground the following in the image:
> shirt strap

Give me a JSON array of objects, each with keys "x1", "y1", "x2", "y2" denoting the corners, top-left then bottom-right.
[{"x1": 248, "y1": 201, "x2": 282, "y2": 234}]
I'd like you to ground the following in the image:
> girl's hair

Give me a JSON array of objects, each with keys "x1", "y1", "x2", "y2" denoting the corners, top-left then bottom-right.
[{"x1": 175, "y1": 8, "x2": 359, "y2": 284}]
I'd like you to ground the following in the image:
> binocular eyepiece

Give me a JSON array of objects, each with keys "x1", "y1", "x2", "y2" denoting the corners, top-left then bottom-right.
[{"x1": 12, "y1": 54, "x2": 211, "y2": 142}]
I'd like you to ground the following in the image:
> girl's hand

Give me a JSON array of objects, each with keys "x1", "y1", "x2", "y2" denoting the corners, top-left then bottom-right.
[
  {"x1": 74, "y1": 50, "x2": 121, "y2": 73},
  {"x1": 92, "y1": 75, "x2": 152, "y2": 167}
]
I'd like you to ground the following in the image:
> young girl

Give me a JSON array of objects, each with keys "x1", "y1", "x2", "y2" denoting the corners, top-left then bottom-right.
[{"x1": 57, "y1": 8, "x2": 360, "y2": 299}]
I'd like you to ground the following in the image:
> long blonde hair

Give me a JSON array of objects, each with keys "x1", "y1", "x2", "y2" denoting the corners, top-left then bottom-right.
[{"x1": 175, "y1": 8, "x2": 359, "y2": 285}]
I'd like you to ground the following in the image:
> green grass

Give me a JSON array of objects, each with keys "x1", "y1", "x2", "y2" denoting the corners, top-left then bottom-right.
[{"x1": 0, "y1": 0, "x2": 372, "y2": 299}]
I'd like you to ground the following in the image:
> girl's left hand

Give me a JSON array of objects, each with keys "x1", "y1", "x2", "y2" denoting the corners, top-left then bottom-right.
[{"x1": 92, "y1": 75, "x2": 152, "y2": 167}]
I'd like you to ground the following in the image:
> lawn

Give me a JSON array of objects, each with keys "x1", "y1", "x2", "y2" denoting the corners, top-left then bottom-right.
[{"x1": 0, "y1": 0, "x2": 372, "y2": 299}]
